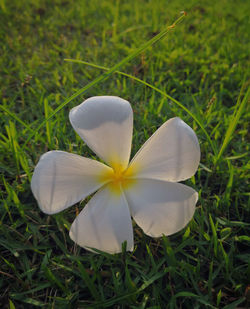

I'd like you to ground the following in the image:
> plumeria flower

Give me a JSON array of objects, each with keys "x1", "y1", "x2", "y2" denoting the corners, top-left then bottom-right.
[{"x1": 31, "y1": 96, "x2": 200, "y2": 254}]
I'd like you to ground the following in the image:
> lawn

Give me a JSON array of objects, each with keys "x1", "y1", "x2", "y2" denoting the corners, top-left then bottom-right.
[{"x1": 0, "y1": 0, "x2": 249, "y2": 308}]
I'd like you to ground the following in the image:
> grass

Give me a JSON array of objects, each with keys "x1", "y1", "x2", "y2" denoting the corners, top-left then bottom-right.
[{"x1": 0, "y1": 0, "x2": 249, "y2": 308}]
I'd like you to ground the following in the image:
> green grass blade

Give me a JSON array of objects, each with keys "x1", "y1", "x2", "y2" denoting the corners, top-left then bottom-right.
[
  {"x1": 9, "y1": 299, "x2": 16, "y2": 309},
  {"x1": 44, "y1": 267, "x2": 68, "y2": 294},
  {"x1": 22, "y1": 13, "x2": 186, "y2": 150},
  {"x1": 77, "y1": 260, "x2": 101, "y2": 301},
  {"x1": 0, "y1": 105, "x2": 33, "y2": 132},
  {"x1": 92, "y1": 270, "x2": 167, "y2": 308},
  {"x1": 215, "y1": 86, "x2": 249, "y2": 164},
  {"x1": 43, "y1": 97, "x2": 52, "y2": 146},
  {"x1": 209, "y1": 214, "x2": 218, "y2": 257},
  {"x1": 222, "y1": 297, "x2": 246, "y2": 309}
]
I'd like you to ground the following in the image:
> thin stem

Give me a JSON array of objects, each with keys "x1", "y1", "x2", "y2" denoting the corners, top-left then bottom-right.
[
  {"x1": 65, "y1": 59, "x2": 218, "y2": 156},
  {"x1": 22, "y1": 13, "x2": 186, "y2": 150}
]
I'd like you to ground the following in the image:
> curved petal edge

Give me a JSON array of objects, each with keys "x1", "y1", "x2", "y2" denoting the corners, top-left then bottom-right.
[
  {"x1": 31, "y1": 151, "x2": 111, "y2": 214},
  {"x1": 69, "y1": 96, "x2": 133, "y2": 169},
  {"x1": 129, "y1": 117, "x2": 200, "y2": 182},
  {"x1": 124, "y1": 179, "x2": 198, "y2": 237},
  {"x1": 69, "y1": 185, "x2": 134, "y2": 254}
]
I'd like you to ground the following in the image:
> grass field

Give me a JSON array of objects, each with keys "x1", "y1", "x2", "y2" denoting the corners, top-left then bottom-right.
[{"x1": 0, "y1": 0, "x2": 249, "y2": 308}]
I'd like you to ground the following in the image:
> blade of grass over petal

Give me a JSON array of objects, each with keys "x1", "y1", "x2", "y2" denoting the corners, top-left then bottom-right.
[
  {"x1": 22, "y1": 13, "x2": 186, "y2": 150},
  {"x1": 65, "y1": 59, "x2": 217, "y2": 155},
  {"x1": 215, "y1": 85, "x2": 249, "y2": 164}
]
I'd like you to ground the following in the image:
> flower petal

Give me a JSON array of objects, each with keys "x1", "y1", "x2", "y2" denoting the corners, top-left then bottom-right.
[
  {"x1": 69, "y1": 185, "x2": 134, "y2": 254},
  {"x1": 129, "y1": 117, "x2": 200, "y2": 182},
  {"x1": 124, "y1": 179, "x2": 198, "y2": 237},
  {"x1": 69, "y1": 96, "x2": 133, "y2": 169},
  {"x1": 31, "y1": 151, "x2": 112, "y2": 214}
]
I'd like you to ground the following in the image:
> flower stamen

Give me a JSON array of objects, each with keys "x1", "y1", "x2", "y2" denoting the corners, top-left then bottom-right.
[{"x1": 99, "y1": 163, "x2": 137, "y2": 195}]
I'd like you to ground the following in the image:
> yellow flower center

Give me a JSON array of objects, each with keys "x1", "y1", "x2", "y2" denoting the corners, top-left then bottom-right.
[{"x1": 99, "y1": 163, "x2": 137, "y2": 195}]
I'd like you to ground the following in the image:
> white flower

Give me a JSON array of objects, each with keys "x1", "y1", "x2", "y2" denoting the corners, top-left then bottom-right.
[{"x1": 31, "y1": 96, "x2": 200, "y2": 254}]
